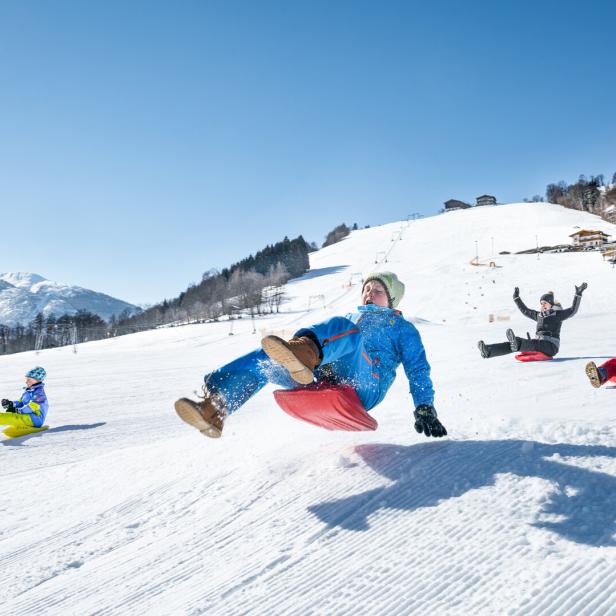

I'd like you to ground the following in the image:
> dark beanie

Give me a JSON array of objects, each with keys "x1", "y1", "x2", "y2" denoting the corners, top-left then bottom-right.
[{"x1": 540, "y1": 292, "x2": 554, "y2": 305}]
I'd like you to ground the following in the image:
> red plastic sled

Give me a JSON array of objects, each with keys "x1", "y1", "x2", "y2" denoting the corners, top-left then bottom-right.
[
  {"x1": 515, "y1": 351, "x2": 553, "y2": 362},
  {"x1": 274, "y1": 384, "x2": 378, "y2": 431}
]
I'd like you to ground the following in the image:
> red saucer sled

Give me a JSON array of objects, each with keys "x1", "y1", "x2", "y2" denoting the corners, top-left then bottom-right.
[
  {"x1": 274, "y1": 383, "x2": 378, "y2": 431},
  {"x1": 515, "y1": 351, "x2": 553, "y2": 362}
]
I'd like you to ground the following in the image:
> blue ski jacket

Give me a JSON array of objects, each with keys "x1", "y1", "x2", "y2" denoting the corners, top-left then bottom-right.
[
  {"x1": 12, "y1": 382, "x2": 48, "y2": 427},
  {"x1": 349, "y1": 304, "x2": 433, "y2": 408},
  {"x1": 297, "y1": 304, "x2": 435, "y2": 411}
]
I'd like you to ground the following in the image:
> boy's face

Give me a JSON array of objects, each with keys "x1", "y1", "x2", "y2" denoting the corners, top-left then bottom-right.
[
  {"x1": 362, "y1": 280, "x2": 389, "y2": 307},
  {"x1": 25, "y1": 377, "x2": 39, "y2": 387}
]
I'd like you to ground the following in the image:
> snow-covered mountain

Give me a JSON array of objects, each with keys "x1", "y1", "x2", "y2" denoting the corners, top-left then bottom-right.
[
  {"x1": 2, "y1": 203, "x2": 616, "y2": 615},
  {"x1": 0, "y1": 272, "x2": 140, "y2": 326}
]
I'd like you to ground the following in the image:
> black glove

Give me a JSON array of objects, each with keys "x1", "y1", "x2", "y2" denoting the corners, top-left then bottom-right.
[
  {"x1": 1, "y1": 399, "x2": 15, "y2": 412},
  {"x1": 414, "y1": 404, "x2": 447, "y2": 438},
  {"x1": 513, "y1": 287, "x2": 520, "y2": 300},
  {"x1": 575, "y1": 282, "x2": 588, "y2": 296}
]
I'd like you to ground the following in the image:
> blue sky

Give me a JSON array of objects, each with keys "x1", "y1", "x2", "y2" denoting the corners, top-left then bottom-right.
[{"x1": 1, "y1": 0, "x2": 615, "y2": 305}]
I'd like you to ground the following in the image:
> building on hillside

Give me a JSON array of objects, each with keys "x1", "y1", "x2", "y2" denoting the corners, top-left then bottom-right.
[
  {"x1": 444, "y1": 199, "x2": 471, "y2": 212},
  {"x1": 475, "y1": 194, "x2": 497, "y2": 206},
  {"x1": 569, "y1": 229, "x2": 611, "y2": 248}
]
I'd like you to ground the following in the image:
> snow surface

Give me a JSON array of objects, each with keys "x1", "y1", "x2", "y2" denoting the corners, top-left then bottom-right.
[
  {"x1": 2, "y1": 203, "x2": 616, "y2": 615},
  {"x1": 0, "y1": 273, "x2": 140, "y2": 326}
]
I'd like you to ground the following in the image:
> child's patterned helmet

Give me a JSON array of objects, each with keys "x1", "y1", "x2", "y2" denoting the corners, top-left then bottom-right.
[{"x1": 25, "y1": 366, "x2": 46, "y2": 381}]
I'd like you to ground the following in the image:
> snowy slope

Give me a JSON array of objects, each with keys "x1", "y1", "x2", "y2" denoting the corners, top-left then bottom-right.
[
  {"x1": 2, "y1": 203, "x2": 616, "y2": 615},
  {"x1": 0, "y1": 272, "x2": 140, "y2": 326}
]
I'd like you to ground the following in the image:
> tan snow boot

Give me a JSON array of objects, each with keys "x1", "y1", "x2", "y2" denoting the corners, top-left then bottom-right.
[
  {"x1": 585, "y1": 361, "x2": 605, "y2": 389},
  {"x1": 261, "y1": 335, "x2": 320, "y2": 385},
  {"x1": 174, "y1": 391, "x2": 226, "y2": 438}
]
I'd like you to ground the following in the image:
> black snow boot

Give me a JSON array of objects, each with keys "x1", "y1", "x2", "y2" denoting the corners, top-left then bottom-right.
[
  {"x1": 506, "y1": 329, "x2": 520, "y2": 352},
  {"x1": 477, "y1": 340, "x2": 490, "y2": 358}
]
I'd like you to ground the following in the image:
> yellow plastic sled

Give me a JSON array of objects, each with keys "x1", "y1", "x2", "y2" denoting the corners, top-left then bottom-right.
[{"x1": 2, "y1": 425, "x2": 49, "y2": 439}]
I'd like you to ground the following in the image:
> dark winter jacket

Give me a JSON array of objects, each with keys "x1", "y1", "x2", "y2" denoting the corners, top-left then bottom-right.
[{"x1": 514, "y1": 293, "x2": 582, "y2": 349}]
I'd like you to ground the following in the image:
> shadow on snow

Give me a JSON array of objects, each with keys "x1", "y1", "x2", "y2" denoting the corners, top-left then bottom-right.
[
  {"x1": 292, "y1": 266, "x2": 349, "y2": 282},
  {"x1": 1, "y1": 422, "x2": 106, "y2": 447},
  {"x1": 308, "y1": 439, "x2": 616, "y2": 546}
]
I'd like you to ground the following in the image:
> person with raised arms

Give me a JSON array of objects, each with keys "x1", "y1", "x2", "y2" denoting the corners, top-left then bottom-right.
[{"x1": 478, "y1": 284, "x2": 587, "y2": 359}]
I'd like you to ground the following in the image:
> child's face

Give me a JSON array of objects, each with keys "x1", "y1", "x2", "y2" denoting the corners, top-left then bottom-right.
[
  {"x1": 362, "y1": 280, "x2": 389, "y2": 307},
  {"x1": 539, "y1": 300, "x2": 552, "y2": 310},
  {"x1": 25, "y1": 377, "x2": 39, "y2": 387}
]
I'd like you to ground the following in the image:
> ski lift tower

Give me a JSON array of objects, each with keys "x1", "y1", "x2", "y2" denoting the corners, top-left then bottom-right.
[
  {"x1": 35, "y1": 331, "x2": 45, "y2": 355},
  {"x1": 71, "y1": 324, "x2": 78, "y2": 354},
  {"x1": 349, "y1": 272, "x2": 363, "y2": 286},
  {"x1": 229, "y1": 305, "x2": 241, "y2": 336},
  {"x1": 307, "y1": 294, "x2": 326, "y2": 310}
]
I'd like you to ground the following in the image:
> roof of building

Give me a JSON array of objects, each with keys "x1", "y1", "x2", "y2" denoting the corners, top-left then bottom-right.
[
  {"x1": 444, "y1": 199, "x2": 471, "y2": 208},
  {"x1": 569, "y1": 229, "x2": 611, "y2": 238}
]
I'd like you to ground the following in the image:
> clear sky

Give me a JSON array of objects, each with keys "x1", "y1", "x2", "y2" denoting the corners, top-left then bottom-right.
[{"x1": 1, "y1": 0, "x2": 615, "y2": 305}]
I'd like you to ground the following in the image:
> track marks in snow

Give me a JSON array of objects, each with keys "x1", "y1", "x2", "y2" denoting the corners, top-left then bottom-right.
[
  {"x1": 195, "y1": 439, "x2": 616, "y2": 616},
  {"x1": 4, "y1": 434, "x2": 616, "y2": 614}
]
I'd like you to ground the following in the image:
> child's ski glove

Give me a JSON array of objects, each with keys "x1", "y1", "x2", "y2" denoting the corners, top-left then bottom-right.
[
  {"x1": 1, "y1": 399, "x2": 15, "y2": 412},
  {"x1": 513, "y1": 287, "x2": 520, "y2": 300},
  {"x1": 414, "y1": 404, "x2": 447, "y2": 438}
]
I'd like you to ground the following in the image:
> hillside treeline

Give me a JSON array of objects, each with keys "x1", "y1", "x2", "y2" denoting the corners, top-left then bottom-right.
[
  {"x1": 545, "y1": 172, "x2": 616, "y2": 220},
  {"x1": 116, "y1": 235, "x2": 313, "y2": 332},
  {"x1": 0, "y1": 310, "x2": 112, "y2": 355}
]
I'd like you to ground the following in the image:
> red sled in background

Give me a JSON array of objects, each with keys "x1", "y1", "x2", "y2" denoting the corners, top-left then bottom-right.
[
  {"x1": 274, "y1": 383, "x2": 378, "y2": 432},
  {"x1": 515, "y1": 351, "x2": 553, "y2": 362}
]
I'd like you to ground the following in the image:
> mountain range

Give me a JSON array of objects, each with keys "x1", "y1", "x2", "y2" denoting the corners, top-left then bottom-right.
[{"x1": 0, "y1": 272, "x2": 140, "y2": 326}]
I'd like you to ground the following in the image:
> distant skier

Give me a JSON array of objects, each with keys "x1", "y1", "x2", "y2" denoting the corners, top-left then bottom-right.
[
  {"x1": 585, "y1": 359, "x2": 616, "y2": 388},
  {"x1": 174, "y1": 271, "x2": 446, "y2": 439},
  {"x1": 1, "y1": 367, "x2": 49, "y2": 430},
  {"x1": 478, "y1": 284, "x2": 587, "y2": 359}
]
